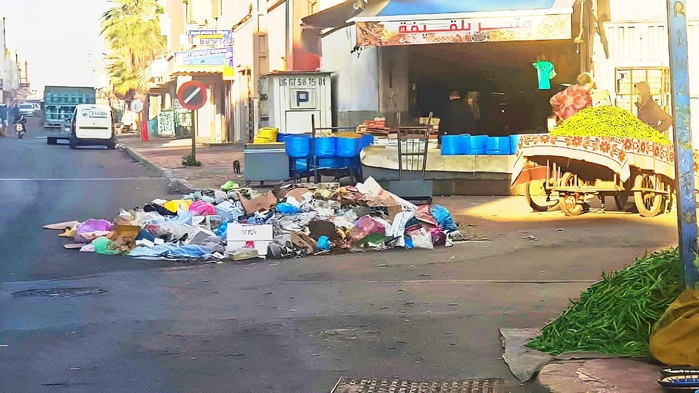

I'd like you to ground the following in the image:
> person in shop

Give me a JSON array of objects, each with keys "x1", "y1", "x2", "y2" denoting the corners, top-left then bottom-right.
[
  {"x1": 549, "y1": 72, "x2": 595, "y2": 124},
  {"x1": 635, "y1": 81, "x2": 673, "y2": 136},
  {"x1": 438, "y1": 90, "x2": 477, "y2": 146}
]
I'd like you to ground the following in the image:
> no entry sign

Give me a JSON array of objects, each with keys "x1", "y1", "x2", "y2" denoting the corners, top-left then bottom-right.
[{"x1": 177, "y1": 81, "x2": 208, "y2": 111}]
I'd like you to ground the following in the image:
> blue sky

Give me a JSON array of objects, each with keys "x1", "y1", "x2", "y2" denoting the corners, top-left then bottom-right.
[{"x1": 0, "y1": 0, "x2": 111, "y2": 92}]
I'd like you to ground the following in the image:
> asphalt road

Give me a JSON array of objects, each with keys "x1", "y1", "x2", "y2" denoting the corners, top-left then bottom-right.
[{"x1": 0, "y1": 118, "x2": 681, "y2": 392}]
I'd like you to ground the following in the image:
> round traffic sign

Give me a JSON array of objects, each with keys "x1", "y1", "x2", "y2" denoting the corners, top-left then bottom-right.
[
  {"x1": 130, "y1": 99, "x2": 144, "y2": 113},
  {"x1": 177, "y1": 81, "x2": 208, "y2": 111}
]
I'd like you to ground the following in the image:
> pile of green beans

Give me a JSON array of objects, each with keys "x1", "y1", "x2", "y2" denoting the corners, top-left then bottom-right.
[
  {"x1": 550, "y1": 106, "x2": 672, "y2": 145},
  {"x1": 527, "y1": 248, "x2": 683, "y2": 357}
]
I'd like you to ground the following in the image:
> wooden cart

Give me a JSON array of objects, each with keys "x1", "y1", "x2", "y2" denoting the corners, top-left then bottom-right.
[{"x1": 512, "y1": 134, "x2": 679, "y2": 217}]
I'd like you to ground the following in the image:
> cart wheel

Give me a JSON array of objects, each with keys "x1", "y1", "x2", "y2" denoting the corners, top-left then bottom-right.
[
  {"x1": 559, "y1": 172, "x2": 584, "y2": 216},
  {"x1": 525, "y1": 179, "x2": 559, "y2": 212},
  {"x1": 634, "y1": 173, "x2": 664, "y2": 217}
]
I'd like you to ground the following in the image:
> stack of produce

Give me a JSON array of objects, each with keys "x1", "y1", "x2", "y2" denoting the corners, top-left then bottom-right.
[
  {"x1": 550, "y1": 106, "x2": 672, "y2": 145},
  {"x1": 527, "y1": 248, "x2": 684, "y2": 357}
]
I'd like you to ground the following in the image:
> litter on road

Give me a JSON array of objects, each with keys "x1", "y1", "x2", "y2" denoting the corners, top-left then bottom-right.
[{"x1": 44, "y1": 177, "x2": 464, "y2": 262}]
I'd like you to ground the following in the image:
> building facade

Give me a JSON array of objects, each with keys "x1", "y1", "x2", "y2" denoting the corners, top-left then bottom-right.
[{"x1": 1, "y1": 17, "x2": 22, "y2": 105}]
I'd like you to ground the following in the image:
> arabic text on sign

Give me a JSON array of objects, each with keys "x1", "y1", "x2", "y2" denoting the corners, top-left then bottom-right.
[{"x1": 279, "y1": 77, "x2": 326, "y2": 87}]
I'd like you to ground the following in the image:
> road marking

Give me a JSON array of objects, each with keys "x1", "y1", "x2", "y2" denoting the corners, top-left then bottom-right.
[
  {"x1": 0, "y1": 177, "x2": 163, "y2": 182},
  {"x1": 184, "y1": 87, "x2": 201, "y2": 104}
]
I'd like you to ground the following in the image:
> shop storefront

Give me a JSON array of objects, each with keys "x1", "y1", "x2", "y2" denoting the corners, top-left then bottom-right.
[
  {"x1": 302, "y1": 0, "x2": 596, "y2": 195},
  {"x1": 351, "y1": 0, "x2": 585, "y2": 134}
]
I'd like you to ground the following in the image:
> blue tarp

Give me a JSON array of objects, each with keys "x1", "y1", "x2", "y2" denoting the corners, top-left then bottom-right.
[{"x1": 377, "y1": 0, "x2": 557, "y2": 17}]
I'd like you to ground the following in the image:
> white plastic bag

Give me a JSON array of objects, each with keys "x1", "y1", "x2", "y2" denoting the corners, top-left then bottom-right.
[{"x1": 407, "y1": 227, "x2": 433, "y2": 249}]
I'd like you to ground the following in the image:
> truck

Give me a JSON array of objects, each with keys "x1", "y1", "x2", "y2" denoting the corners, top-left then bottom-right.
[{"x1": 42, "y1": 86, "x2": 96, "y2": 128}]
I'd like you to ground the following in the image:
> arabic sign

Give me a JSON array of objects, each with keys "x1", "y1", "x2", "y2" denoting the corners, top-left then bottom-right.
[
  {"x1": 356, "y1": 14, "x2": 571, "y2": 46},
  {"x1": 187, "y1": 29, "x2": 233, "y2": 46},
  {"x1": 173, "y1": 47, "x2": 234, "y2": 71}
]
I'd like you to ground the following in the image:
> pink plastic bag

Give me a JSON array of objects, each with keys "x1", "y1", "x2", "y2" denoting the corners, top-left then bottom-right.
[
  {"x1": 349, "y1": 215, "x2": 386, "y2": 241},
  {"x1": 189, "y1": 200, "x2": 216, "y2": 216},
  {"x1": 75, "y1": 219, "x2": 113, "y2": 243},
  {"x1": 430, "y1": 228, "x2": 447, "y2": 246}
]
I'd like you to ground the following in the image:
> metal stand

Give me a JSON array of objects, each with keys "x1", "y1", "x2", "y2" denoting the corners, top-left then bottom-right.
[{"x1": 388, "y1": 114, "x2": 433, "y2": 204}]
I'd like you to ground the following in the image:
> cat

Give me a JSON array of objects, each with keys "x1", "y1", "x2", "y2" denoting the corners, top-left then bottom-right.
[{"x1": 233, "y1": 160, "x2": 241, "y2": 175}]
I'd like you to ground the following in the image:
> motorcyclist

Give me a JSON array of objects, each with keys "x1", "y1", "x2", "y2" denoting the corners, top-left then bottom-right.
[{"x1": 13, "y1": 112, "x2": 27, "y2": 138}]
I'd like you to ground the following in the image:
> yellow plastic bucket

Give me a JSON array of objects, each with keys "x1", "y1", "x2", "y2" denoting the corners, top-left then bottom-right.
[{"x1": 258, "y1": 127, "x2": 279, "y2": 141}]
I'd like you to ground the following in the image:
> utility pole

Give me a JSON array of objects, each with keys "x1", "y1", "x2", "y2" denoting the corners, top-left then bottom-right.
[{"x1": 666, "y1": 0, "x2": 697, "y2": 289}]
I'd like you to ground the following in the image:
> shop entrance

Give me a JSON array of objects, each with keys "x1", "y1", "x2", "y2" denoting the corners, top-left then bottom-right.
[{"x1": 408, "y1": 40, "x2": 580, "y2": 135}]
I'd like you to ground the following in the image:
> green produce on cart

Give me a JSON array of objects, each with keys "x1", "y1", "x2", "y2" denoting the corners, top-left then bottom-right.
[{"x1": 550, "y1": 106, "x2": 671, "y2": 145}]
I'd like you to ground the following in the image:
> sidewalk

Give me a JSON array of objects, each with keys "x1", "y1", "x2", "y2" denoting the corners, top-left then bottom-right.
[
  {"x1": 117, "y1": 133, "x2": 244, "y2": 192},
  {"x1": 116, "y1": 132, "x2": 672, "y2": 393}
]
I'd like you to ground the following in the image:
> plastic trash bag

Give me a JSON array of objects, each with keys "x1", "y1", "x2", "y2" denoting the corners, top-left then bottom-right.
[
  {"x1": 216, "y1": 221, "x2": 228, "y2": 238},
  {"x1": 189, "y1": 200, "x2": 216, "y2": 216},
  {"x1": 349, "y1": 215, "x2": 386, "y2": 242},
  {"x1": 406, "y1": 227, "x2": 433, "y2": 249},
  {"x1": 75, "y1": 219, "x2": 114, "y2": 243},
  {"x1": 276, "y1": 203, "x2": 301, "y2": 215},
  {"x1": 430, "y1": 204, "x2": 458, "y2": 233},
  {"x1": 390, "y1": 211, "x2": 415, "y2": 248},
  {"x1": 430, "y1": 228, "x2": 447, "y2": 246},
  {"x1": 317, "y1": 236, "x2": 331, "y2": 251},
  {"x1": 163, "y1": 199, "x2": 192, "y2": 213},
  {"x1": 129, "y1": 244, "x2": 213, "y2": 259},
  {"x1": 93, "y1": 237, "x2": 122, "y2": 255}
]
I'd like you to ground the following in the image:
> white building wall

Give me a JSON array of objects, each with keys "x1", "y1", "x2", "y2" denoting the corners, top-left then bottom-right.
[
  {"x1": 608, "y1": 0, "x2": 699, "y2": 22},
  {"x1": 0, "y1": 17, "x2": 6, "y2": 104},
  {"x1": 593, "y1": 16, "x2": 699, "y2": 147},
  {"x1": 321, "y1": 26, "x2": 380, "y2": 126}
]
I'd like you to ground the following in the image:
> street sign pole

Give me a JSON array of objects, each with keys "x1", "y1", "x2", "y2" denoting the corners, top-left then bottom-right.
[
  {"x1": 192, "y1": 109, "x2": 198, "y2": 162},
  {"x1": 177, "y1": 80, "x2": 208, "y2": 165},
  {"x1": 666, "y1": 0, "x2": 698, "y2": 288}
]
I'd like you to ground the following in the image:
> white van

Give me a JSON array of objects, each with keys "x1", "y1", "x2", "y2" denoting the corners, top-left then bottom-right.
[{"x1": 69, "y1": 104, "x2": 116, "y2": 149}]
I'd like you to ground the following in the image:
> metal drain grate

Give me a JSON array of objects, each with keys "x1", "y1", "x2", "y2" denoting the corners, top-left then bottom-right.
[{"x1": 332, "y1": 377, "x2": 510, "y2": 393}]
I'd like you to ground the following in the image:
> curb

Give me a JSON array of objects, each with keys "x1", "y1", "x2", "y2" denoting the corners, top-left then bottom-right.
[{"x1": 117, "y1": 143, "x2": 196, "y2": 194}]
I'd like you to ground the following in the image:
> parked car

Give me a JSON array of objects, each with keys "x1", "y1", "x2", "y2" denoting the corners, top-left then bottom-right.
[{"x1": 18, "y1": 103, "x2": 35, "y2": 117}]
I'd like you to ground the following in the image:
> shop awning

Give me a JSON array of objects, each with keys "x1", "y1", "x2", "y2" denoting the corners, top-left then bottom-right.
[
  {"x1": 349, "y1": 0, "x2": 576, "y2": 47},
  {"x1": 301, "y1": 1, "x2": 363, "y2": 30}
]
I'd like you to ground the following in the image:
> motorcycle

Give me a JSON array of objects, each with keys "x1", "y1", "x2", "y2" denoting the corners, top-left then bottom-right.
[{"x1": 14, "y1": 115, "x2": 27, "y2": 139}]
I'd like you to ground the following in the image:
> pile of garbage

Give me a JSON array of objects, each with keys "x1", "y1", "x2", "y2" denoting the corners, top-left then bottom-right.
[{"x1": 44, "y1": 177, "x2": 460, "y2": 262}]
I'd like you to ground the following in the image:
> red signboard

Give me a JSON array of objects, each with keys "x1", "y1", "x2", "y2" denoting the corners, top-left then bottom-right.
[{"x1": 177, "y1": 80, "x2": 208, "y2": 111}]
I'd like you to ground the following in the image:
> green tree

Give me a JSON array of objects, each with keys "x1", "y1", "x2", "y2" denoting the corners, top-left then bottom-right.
[{"x1": 100, "y1": 0, "x2": 166, "y2": 97}]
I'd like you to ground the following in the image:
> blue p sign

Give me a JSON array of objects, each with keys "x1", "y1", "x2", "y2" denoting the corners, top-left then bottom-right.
[{"x1": 296, "y1": 91, "x2": 309, "y2": 105}]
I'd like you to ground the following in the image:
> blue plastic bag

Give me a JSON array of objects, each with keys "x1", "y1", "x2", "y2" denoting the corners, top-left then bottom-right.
[
  {"x1": 216, "y1": 221, "x2": 228, "y2": 238},
  {"x1": 276, "y1": 203, "x2": 301, "y2": 215},
  {"x1": 317, "y1": 236, "x2": 331, "y2": 251},
  {"x1": 430, "y1": 204, "x2": 457, "y2": 233}
]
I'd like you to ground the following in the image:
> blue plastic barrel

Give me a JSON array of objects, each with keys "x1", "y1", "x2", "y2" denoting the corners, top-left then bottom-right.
[
  {"x1": 318, "y1": 157, "x2": 343, "y2": 168},
  {"x1": 295, "y1": 159, "x2": 308, "y2": 172},
  {"x1": 314, "y1": 136, "x2": 336, "y2": 158},
  {"x1": 441, "y1": 135, "x2": 461, "y2": 155},
  {"x1": 285, "y1": 135, "x2": 312, "y2": 158},
  {"x1": 361, "y1": 134, "x2": 374, "y2": 149},
  {"x1": 276, "y1": 133, "x2": 289, "y2": 143},
  {"x1": 486, "y1": 136, "x2": 511, "y2": 155},
  {"x1": 468, "y1": 135, "x2": 488, "y2": 155},
  {"x1": 336, "y1": 136, "x2": 362, "y2": 158},
  {"x1": 509, "y1": 134, "x2": 521, "y2": 155}
]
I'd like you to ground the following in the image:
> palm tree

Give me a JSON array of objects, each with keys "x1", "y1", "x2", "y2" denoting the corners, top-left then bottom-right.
[{"x1": 100, "y1": 0, "x2": 166, "y2": 97}]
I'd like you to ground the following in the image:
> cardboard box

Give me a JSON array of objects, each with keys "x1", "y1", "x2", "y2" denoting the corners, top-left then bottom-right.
[{"x1": 226, "y1": 224, "x2": 273, "y2": 256}]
